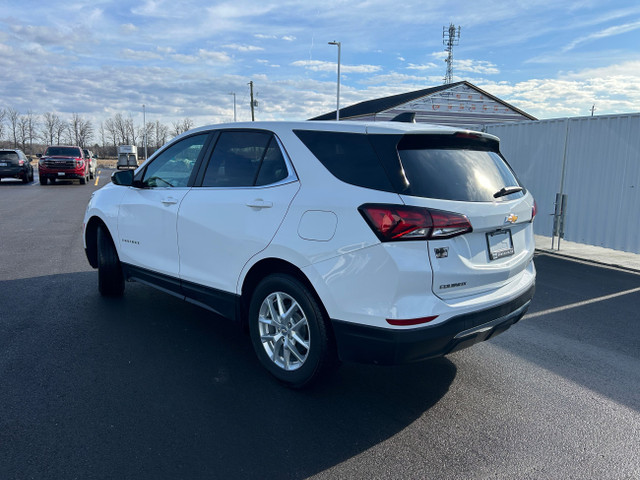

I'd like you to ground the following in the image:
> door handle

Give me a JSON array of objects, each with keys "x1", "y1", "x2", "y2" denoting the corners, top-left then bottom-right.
[
  {"x1": 161, "y1": 197, "x2": 178, "y2": 205},
  {"x1": 246, "y1": 199, "x2": 273, "y2": 209}
]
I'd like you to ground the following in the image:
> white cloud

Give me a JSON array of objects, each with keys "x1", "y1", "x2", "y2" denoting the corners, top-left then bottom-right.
[
  {"x1": 222, "y1": 44, "x2": 264, "y2": 52},
  {"x1": 563, "y1": 20, "x2": 640, "y2": 52},
  {"x1": 291, "y1": 60, "x2": 382, "y2": 74},
  {"x1": 281, "y1": 35, "x2": 296, "y2": 41},
  {"x1": 120, "y1": 23, "x2": 138, "y2": 34},
  {"x1": 121, "y1": 48, "x2": 162, "y2": 61},
  {"x1": 198, "y1": 49, "x2": 233, "y2": 63},
  {"x1": 406, "y1": 63, "x2": 438, "y2": 71},
  {"x1": 455, "y1": 59, "x2": 500, "y2": 75}
]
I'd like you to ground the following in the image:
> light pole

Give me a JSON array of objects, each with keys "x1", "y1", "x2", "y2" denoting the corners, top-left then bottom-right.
[
  {"x1": 229, "y1": 92, "x2": 237, "y2": 122},
  {"x1": 142, "y1": 104, "x2": 148, "y2": 161},
  {"x1": 328, "y1": 41, "x2": 341, "y2": 121}
]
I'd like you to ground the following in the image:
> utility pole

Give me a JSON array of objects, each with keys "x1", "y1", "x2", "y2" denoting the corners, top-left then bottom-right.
[
  {"x1": 590, "y1": 105, "x2": 596, "y2": 117},
  {"x1": 443, "y1": 23, "x2": 461, "y2": 84},
  {"x1": 249, "y1": 81, "x2": 255, "y2": 121}
]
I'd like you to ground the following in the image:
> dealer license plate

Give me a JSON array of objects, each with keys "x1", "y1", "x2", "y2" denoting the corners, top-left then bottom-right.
[
  {"x1": 487, "y1": 229, "x2": 514, "y2": 260},
  {"x1": 0, "y1": 162, "x2": 7, "y2": 167},
  {"x1": 58, "y1": 172, "x2": 65, "y2": 176}
]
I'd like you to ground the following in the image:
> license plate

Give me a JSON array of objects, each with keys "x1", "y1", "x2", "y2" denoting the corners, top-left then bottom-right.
[
  {"x1": 487, "y1": 229, "x2": 514, "y2": 260},
  {"x1": 0, "y1": 162, "x2": 7, "y2": 167},
  {"x1": 58, "y1": 172, "x2": 65, "y2": 176}
]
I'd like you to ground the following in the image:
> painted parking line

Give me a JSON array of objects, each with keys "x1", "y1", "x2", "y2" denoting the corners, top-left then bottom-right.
[{"x1": 94, "y1": 170, "x2": 100, "y2": 186}]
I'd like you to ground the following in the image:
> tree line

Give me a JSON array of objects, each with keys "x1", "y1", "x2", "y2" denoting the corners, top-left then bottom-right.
[{"x1": 0, "y1": 107, "x2": 195, "y2": 158}]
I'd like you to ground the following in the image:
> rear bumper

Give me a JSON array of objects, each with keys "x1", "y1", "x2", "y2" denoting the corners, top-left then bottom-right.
[
  {"x1": 0, "y1": 167, "x2": 27, "y2": 178},
  {"x1": 331, "y1": 284, "x2": 535, "y2": 365}
]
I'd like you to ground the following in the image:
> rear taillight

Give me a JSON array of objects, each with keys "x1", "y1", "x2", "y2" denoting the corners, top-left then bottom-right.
[
  {"x1": 531, "y1": 200, "x2": 537, "y2": 221},
  {"x1": 359, "y1": 204, "x2": 472, "y2": 242},
  {"x1": 19, "y1": 159, "x2": 25, "y2": 166}
]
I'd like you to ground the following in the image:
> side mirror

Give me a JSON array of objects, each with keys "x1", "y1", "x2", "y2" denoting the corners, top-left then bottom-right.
[
  {"x1": 111, "y1": 169, "x2": 135, "y2": 186},
  {"x1": 36, "y1": 153, "x2": 42, "y2": 158}
]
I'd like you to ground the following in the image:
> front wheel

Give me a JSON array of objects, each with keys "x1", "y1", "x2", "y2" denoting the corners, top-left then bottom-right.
[
  {"x1": 97, "y1": 225, "x2": 124, "y2": 296},
  {"x1": 248, "y1": 274, "x2": 337, "y2": 388}
]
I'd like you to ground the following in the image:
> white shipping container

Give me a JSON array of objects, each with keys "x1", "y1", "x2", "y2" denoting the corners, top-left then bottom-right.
[{"x1": 485, "y1": 114, "x2": 640, "y2": 254}]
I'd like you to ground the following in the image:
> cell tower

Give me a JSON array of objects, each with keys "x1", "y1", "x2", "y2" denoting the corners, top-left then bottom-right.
[{"x1": 443, "y1": 23, "x2": 461, "y2": 84}]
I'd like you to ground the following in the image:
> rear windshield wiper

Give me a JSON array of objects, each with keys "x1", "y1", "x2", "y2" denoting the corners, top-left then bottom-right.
[{"x1": 493, "y1": 186, "x2": 523, "y2": 198}]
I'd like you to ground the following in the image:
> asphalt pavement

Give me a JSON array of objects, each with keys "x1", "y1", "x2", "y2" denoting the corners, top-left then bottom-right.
[{"x1": 1, "y1": 169, "x2": 639, "y2": 479}]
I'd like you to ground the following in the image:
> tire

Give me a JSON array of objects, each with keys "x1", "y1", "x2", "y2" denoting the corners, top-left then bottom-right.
[
  {"x1": 29, "y1": 169, "x2": 34, "y2": 182},
  {"x1": 97, "y1": 225, "x2": 125, "y2": 297},
  {"x1": 22, "y1": 170, "x2": 29, "y2": 183},
  {"x1": 248, "y1": 274, "x2": 337, "y2": 388},
  {"x1": 40, "y1": 176, "x2": 48, "y2": 185},
  {"x1": 80, "y1": 171, "x2": 87, "y2": 185}
]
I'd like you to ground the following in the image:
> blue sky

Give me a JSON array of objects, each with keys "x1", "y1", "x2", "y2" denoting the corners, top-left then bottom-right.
[{"x1": 1, "y1": 0, "x2": 639, "y2": 128}]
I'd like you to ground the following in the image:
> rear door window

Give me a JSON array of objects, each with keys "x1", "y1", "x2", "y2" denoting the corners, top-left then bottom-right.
[{"x1": 201, "y1": 131, "x2": 288, "y2": 187}]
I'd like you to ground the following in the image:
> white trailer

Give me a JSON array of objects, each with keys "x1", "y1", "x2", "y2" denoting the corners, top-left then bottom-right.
[{"x1": 117, "y1": 145, "x2": 138, "y2": 169}]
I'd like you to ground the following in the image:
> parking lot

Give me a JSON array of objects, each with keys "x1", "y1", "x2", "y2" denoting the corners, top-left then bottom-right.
[{"x1": 1, "y1": 169, "x2": 639, "y2": 479}]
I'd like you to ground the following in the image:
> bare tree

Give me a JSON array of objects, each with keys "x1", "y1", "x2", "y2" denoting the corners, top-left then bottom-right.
[
  {"x1": 42, "y1": 112, "x2": 61, "y2": 146},
  {"x1": 18, "y1": 114, "x2": 29, "y2": 152},
  {"x1": 26, "y1": 110, "x2": 38, "y2": 154},
  {"x1": 0, "y1": 108, "x2": 6, "y2": 145},
  {"x1": 171, "y1": 117, "x2": 194, "y2": 136},
  {"x1": 154, "y1": 120, "x2": 168, "y2": 149},
  {"x1": 104, "y1": 117, "x2": 119, "y2": 150},
  {"x1": 70, "y1": 113, "x2": 94, "y2": 147},
  {"x1": 56, "y1": 118, "x2": 68, "y2": 145},
  {"x1": 7, "y1": 107, "x2": 20, "y2": 148},
  {"x1": 125, "y1": 115, "x2": 137, "y2": 146}
]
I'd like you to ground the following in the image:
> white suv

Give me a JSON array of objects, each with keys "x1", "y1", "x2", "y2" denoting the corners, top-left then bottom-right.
[{"x1": 83, "y1": 121, "x2": 536, "y2": 387}]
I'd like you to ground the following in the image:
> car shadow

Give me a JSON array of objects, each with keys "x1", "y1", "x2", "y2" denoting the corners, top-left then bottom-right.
[
  {"x1": 489, "y1": 253, "x2": 640, "y2": 412},
  {"x1": 0, "y1": 272, "x2": 457, "y2": 480}
]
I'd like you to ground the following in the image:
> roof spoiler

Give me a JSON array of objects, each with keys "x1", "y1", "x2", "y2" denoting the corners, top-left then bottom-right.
[{"x1": 390, "y1": 112, "x2": 416, "y2": 123}]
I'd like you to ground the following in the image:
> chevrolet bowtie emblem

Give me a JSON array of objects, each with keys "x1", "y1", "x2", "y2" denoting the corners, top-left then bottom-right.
[{"x1": 505, "y1": 213, "x2": 518, "y2": 224}]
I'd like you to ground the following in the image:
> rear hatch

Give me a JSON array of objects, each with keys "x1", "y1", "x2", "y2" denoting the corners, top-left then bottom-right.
[
  {"x1": 378, "y1": 132, "x2": 535, "y2": 301},
  {"x1": 0, "y1": 151, "x2": 20, "y2": 168}
]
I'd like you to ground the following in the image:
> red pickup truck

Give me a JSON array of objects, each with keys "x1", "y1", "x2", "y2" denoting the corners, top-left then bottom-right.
[{"x1": 38, "y1": 146, "x2": 90, "y2": 185}]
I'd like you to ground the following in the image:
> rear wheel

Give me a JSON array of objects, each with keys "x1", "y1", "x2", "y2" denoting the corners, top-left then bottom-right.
[
  {"x1": 22, "y1": 170, "x2": 29, "y2": 183},
  {"x1": 40, "y1": 176, "x2": 48, "y2": 185},
  {"x1": 248, "y1": 274, "x2": 337, "y2": 388},
  {"x1": 97, "y1": 225, "x2": 124, "y2": 296}
]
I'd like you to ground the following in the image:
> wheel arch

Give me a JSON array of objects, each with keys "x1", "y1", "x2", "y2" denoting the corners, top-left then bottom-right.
[
  {"x1": 84, "y1": 216, "x2": 111, "y2": 268},
  {"x1": 240, "y1": 258, "x2": 334, "y2": 336}
]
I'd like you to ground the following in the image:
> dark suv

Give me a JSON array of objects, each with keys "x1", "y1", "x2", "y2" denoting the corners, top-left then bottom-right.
[
  {"x1": 0, "y1": 149, "x2": 34, "y2": 184},
  {"x1": 38, "y1": 146, "x2": 90, "y2": 185}
]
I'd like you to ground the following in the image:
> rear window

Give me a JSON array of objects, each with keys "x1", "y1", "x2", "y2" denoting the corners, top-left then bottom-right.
[
  {"x1": 0, "y1": 152, "x2": 19, "y2": 161},
  {"x1": 45, "y1": 147, "x2": 81, "y2": 157},
  {"x1": 397, "y1": 134, "x2": 524, "y2": 202}
]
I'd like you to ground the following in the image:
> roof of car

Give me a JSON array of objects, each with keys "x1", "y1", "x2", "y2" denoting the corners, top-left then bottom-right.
[{"x1": 181, "y1": 120, "x2": 496, "y2": 139}]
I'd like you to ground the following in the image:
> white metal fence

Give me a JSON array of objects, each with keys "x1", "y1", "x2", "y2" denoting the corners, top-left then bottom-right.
[{"x1": 484, "y1": 114, "x2": 640, "y2": 254}]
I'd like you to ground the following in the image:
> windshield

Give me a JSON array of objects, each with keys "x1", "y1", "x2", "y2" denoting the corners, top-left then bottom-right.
[{"x1": 45, "y1": 147, "x2": 81, "y2": 157}]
